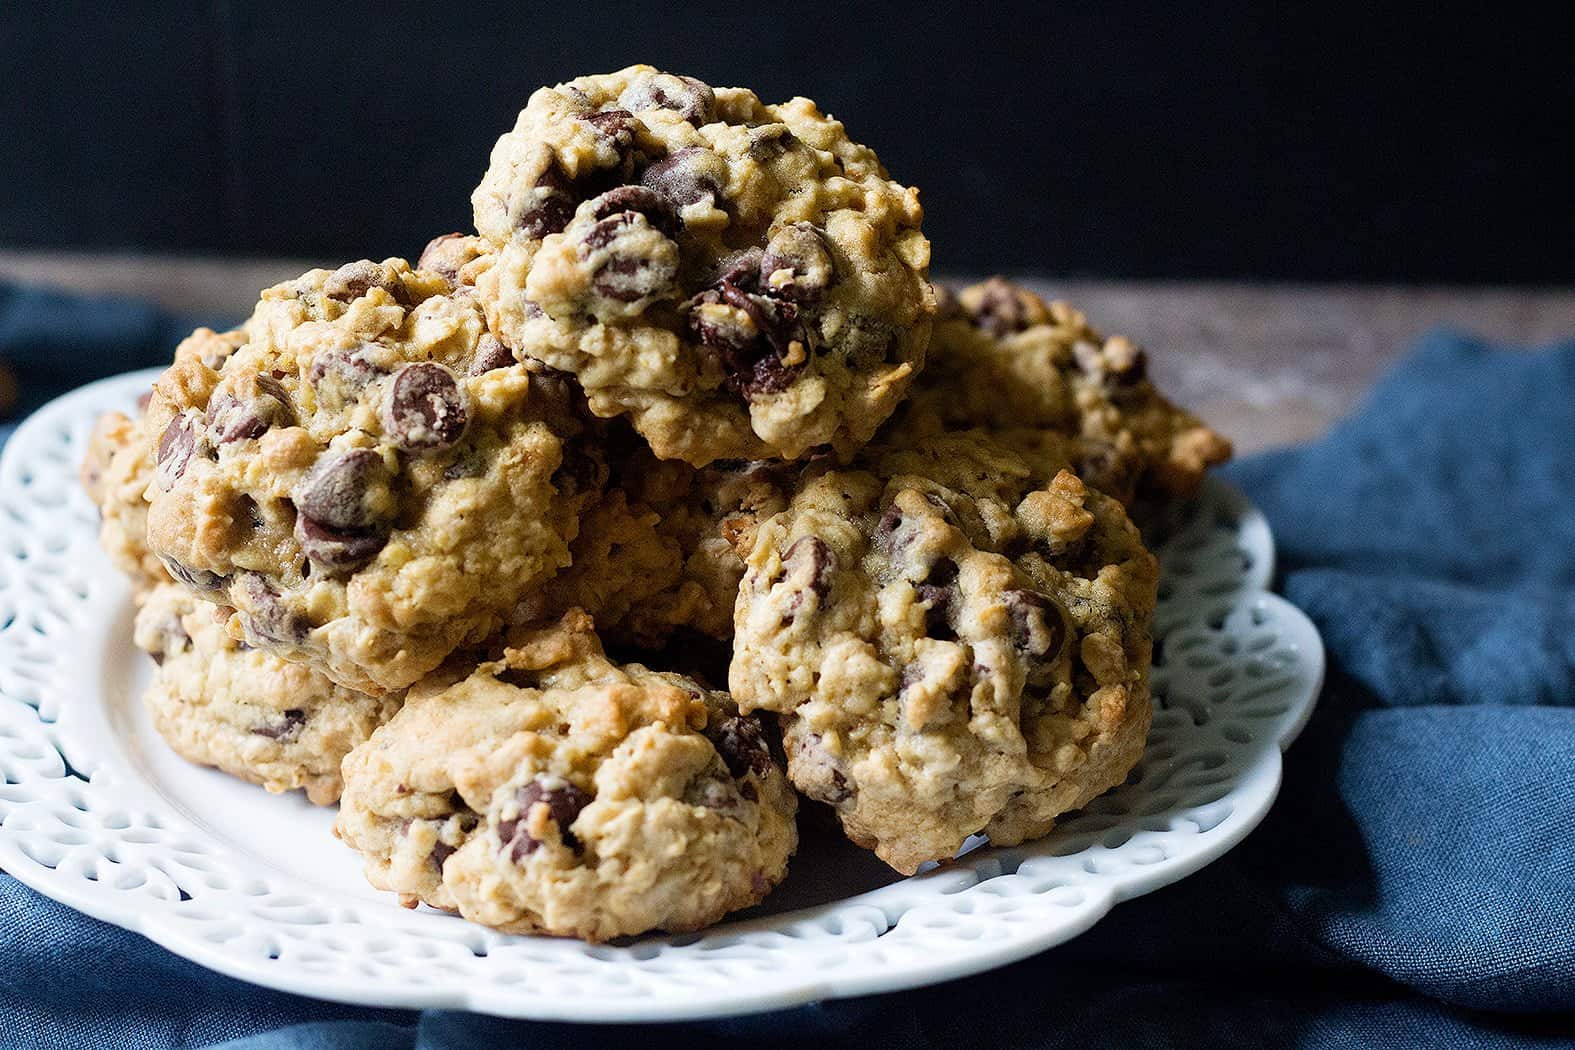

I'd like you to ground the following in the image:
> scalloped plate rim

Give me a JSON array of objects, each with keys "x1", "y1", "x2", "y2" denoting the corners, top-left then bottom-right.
[{"x1": 0, "y1": 369, "x2": 1325, "y2": 1022}]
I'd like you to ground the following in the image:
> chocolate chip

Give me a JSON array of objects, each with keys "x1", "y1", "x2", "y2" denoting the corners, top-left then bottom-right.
[
  {"x1": 584, "y1": 185, "x2": 677, "y2": 237},
  {"x1": 498, "y1": 779, "x2": 591, "y2": 860},
  {"x1": 418, "y1": 233, "x2": 479, "y2": 283},
  {"x1": 296, "y1": 449, "x2": 388, "y2": 531},
  {"x1": 581, "y1": 107, "x2": 638, "y2": 148},
  {"x1": 760, "y1": 223, "x2": 834, "y2": 302},
  {"x1": 709, "y1": 714, "x2": 773, "y2": 779},
  {"x1": 206, "y1": 375, "x2": 294, "y2": 444},
  {"x1": 160, "y1": 557, "x2": 227, "y2": 593},
  {"x1": 324, "y1": 261, "x2": 410, "y2": 305},
  {"x1": 309, "y1": 344, "x2": 384, "y2": 390},
  {"x1": 689, "y1": 281, "x2": 804, "y2": 399},
  {"x1": 1004, "y1": 589, "x2": 1066, "y2": 658},
  {"x1": 783, "y1": 536, "x2": 835, "y2": 601},
  {"x1": 294, "y1": 514, "x2": 387, "y2": 573},
  {"x1": 468, "y1": 335, "x2": 514, "y2": 376},
  {"x1": 430, "y1": 840, "x2": 456, "y2": 870},
  {"x1": 640, "y1": 146, "x2": 723, "y2": 210},
  {"x1": 793, "y1": 733, "x2": 852, "y2": 805},
  {"x1": 618, "y1": 74, "x2": 715, "y2": 125},
  {"x1": 876, "y1": 503, "x2": 904, "y2": 545},
  {"x1": 238, "y1": 572, "x2": 310, "y2": 644},
  {"x1": 147, "y1": 613, "x2": 190, "y2": 666},
  {"x1": 252, "y1": 708, "x2": 306, "y2": 741},
  {"x1": 515, "y1": 164, "x2": 576, "y2": 239},
  {"x1": 684, "y1": 774, "x2": 746, "y2": 814},
  {"x1": 710, "y1": 247, "x2": 765, "y2": 291},
  {"x1": 747, "y1": 124, "x2": 796, "y2": 162},
  {"x1": 382, "y1": 363, "x2": 468, "y2": 451},
  {"x1": 155, "y1": 416, "x2": 196, "y2": 490},
  {"x1": 580, "y1": 213, "x2": 679, "y2": 304},
  {"x1": 967, "y1": 278, "x2": 1032, "y2": 338}
]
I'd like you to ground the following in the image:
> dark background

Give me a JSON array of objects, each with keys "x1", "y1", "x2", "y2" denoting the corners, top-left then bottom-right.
[{"x1": 3, "y1": 2, "x2": 1571, "y2": 281}]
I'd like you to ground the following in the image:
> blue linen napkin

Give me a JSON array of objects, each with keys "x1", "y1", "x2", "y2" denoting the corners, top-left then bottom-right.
[
  {"x1": 0, "y1": 281, "x2": 220, "y2": 444},
  {"x1": 2, "y1": 283, "x2": 1572, "y2": 1048}
]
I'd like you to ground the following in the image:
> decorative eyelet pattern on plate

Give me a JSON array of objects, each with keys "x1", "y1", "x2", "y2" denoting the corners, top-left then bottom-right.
[{"x1": 0, "y1": 370, "x2": 1324, "y2": 1022}]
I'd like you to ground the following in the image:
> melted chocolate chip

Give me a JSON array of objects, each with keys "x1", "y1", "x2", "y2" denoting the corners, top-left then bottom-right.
[
  {"x1": 581, "y1": 107, "x2": 637, "y2": 147},
  {"x1": 417, "y1": 233, "x2": 476, "y2": 282},
  {"x1": 160, "y1": 557, "x2": 227, "y2": 593},
  {"x1": 309, "y1": 344, "x2": 384, "y2": 391},
  {"x1": 747, "y1": 124, "x2": 796, "y2": 162},
  {"x1": 294, "y1": 515, "x2": 387, "y2": 573},
  {"x1": 581, "y1": 213, "x2": 680, "y2": 304},
  {"x1": 1004, "y1": 589, "x2": 1066, "y2": 658},
  {"x1": 155, "y1": 416, "x2": 196, "y2": 490},
  {"x1": 382, "y1": 363, "x2": 468, "y2": 451},
  {"x1": 295, "y1": 449, "x2": 388, "y2": 531},
  {"x1": 469, "y1": 335, "x2": 515, "y2": 375},
  {"x1": 709, "y1": 714, "x2": 774, "y2": 779},
  {"x1": 252, "y1": 708, "x2": 306, "y2": 741},
  {"x1": 618, "y1": 74, "x2": 715, "y2": 125},
  {"x1": 793, "y1": 733, "x2": 853, "y2": 804},
  {"x1": 760, "y1": 222, "x2": 834, "y2": 302},
  {"x1": 498, "y1": 779, "x2": 591, "y2": 860},
  {"x1": 323, "y1": 261, "x2": 409, "y2": 305},
  {"x1": 689, "y1": 281, "x2": 804, "y2": 399},
  {"x1": 710, "y1": 247, "x2": 765, "y2": 291},
  {"x1": 515, "y1": 164, "x2": 576, "y2": 239},
  {"x1": 238, "y1": 572, "x2": 310, "y2": 644},
  {"x1": 206, "y1": 375, "x2": 294, "y2": 445},
  {"x1": 783, "y1": 536, "x2": 835, "y2": 601},
  {"x1": 639, "y1": 146, "x2": 723, "y2": 210},
  {"x1": 584, "y1": 185, "x2": 678, "y2": 237},
  {"x1": 684, "y1": 773, "x2": 746, "y2": 814}
]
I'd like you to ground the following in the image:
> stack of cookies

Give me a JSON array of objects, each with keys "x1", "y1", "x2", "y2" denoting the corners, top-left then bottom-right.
[{"x1": 78, "y1": 66, "x2": 1230, "y2": 942}]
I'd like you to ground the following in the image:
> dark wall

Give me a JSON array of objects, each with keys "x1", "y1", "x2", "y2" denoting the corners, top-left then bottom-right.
[{"x1": 3, "y1": 2, "x2": 1570, "y2": 281}]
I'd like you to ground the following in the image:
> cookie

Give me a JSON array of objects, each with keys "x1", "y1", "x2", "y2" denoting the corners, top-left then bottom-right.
[
  {"x1": 143, "y1": 259, "x2": 597, "y2": 694},
  {"x1": 134, "y1": 582, "x2": 402, "y2": 804},
  {"x1": 730, "y1": 429, "x2": 1157, "y2": 874},
  {"x1": 517, "y1": 439, "x2": 798, "y2": 649},
  {"x1": 81, "y1": 328, "x2": 248, "y2": 592},
  {"x1": 472, "y1": 65, "x2": 934, "y2": 465},
  {"x1": 335, "y1": 609, "x2": 797, "y2": 941},
  {"x1": 904, "y1": 278, "x2": 1232, "y2": 504}
]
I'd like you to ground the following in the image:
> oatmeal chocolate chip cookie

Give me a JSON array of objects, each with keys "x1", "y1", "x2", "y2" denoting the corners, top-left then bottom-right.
[
  {"x1": 81, "y1": 328, "x2": 250, "y2": 592},
  {"x1": 143, "y1": 259, "x2": 597, "y2": 695},
  {"x1": 134, "y1": 582, "x2": 402, "y2": 804},
  {"x1": 609, "y1": 445, "x2": 798, "y2": 645},
  {"x1": 335, "y1": 609, "x2": 797, "y2": 941},
  {"x1": 516, "y1": 435, "x2": 800, "y2": 647},
  {"x1": 905, "y1": 278, "x2": 1231, "y2": 504},
  {"x1": 731, "y1": 430, "x2": 1156, "y2": 874},
  {"x1": 471, "y1": 65, "x2": 934, "y2": 465}
]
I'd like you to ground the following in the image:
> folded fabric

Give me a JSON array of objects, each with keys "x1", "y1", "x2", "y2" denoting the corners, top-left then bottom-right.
[
  {"x1": 0, "y1": 280, "x2": 221, "y2": 445},
  {"x1": 2, "y1": 294, "x2": 1572, "y2": 1048}
]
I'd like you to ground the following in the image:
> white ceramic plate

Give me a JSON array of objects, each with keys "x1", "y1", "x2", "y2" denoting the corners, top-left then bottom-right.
[{"x1": 0, "y1": 369, "x2": 1323, "y2": 1022}]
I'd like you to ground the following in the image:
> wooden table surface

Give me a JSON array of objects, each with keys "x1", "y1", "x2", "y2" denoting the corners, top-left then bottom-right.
[{"x1": 5, "y1": 250, "x2": 1575, "y2": 455}]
